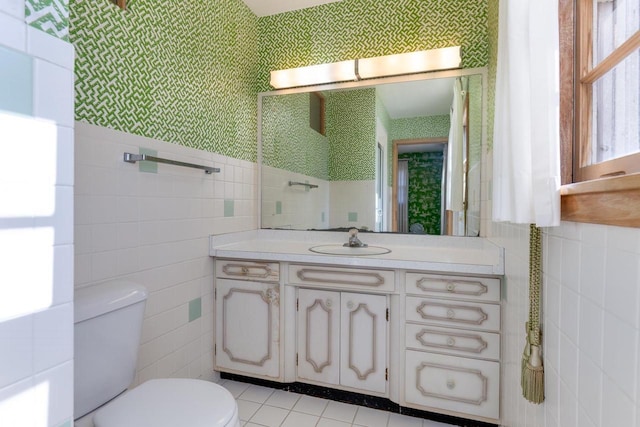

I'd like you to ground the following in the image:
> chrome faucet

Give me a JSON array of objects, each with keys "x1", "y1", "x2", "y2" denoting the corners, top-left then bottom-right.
[{"x1": 344, "y1": 228, "x2": 368, "y2": 248}]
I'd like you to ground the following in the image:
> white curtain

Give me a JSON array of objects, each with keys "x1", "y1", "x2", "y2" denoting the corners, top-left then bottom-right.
[
  {"x1": 492, "y1": 0, "x2": 561, "y2": 227},
  {"x1": 447, "y1": 78, "x2": 466, "y2": 212}
]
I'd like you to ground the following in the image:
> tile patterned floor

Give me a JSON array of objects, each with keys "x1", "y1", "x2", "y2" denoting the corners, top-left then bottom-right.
[{"x1": 219, "y1": 379, "x2": 455, "y2": 427}]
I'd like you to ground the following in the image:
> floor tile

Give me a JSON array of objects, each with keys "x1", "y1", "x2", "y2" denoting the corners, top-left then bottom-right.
[
  {"x1": 239, "y1": 384, "x2": 275, "y2": 404},
  {"x1": 292, "y1": 394, "x2": 329, "y2": 416},
  {"x1": 321, "y1": 400, "x2": 358, "y2": 423},
  {"x1": 249, "y1": 405, "x2": 289, "y2": 427},
  {"x1": 281, "y1": 411, "x2": 319, "y2": 427},
  {"x1": 389, "y1": 412, "x2": 424, "y2": 426},
  {"x1": 264, "y1": 390, "x2": 301, "y2": 410},
  {"x1": 222, "y1": 379, "x2": 251, "y2": 398},
  {"x1": 237, "y1": 399, "x2": 261, "y2": 421},
  {"x1": 317, "y1": 418, "x2": 352, "y2": 427},
  {"x1": 353, "y1": 406, "x2": 391, "y2": 427}
]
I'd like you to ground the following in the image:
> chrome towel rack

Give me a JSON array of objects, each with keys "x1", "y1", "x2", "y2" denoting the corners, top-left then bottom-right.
[
  {"x1": 123, "y1": 152, "x2": 220, "y2": 174},
  {"x1": 288, "y1": 181, "x2": 318, "y2": 189}
]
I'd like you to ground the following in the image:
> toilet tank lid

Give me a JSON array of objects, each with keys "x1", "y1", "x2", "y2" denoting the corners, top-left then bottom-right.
[{"x1": 75, "y1": 281, "x2": 148, "y2": 323}]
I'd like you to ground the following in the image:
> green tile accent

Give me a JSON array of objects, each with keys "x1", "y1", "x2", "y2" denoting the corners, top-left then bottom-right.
[
  {"x1": 188, "y1": 297, "x2": 202, "y2": 322},
  {"x1": 275, "y1": 201, "x2": 282, "y2": 214},
  {"x1": 55, "y1": 420, "x2": 72, "y2": 427},
  {"x1": 26, "y1": 0, "x2": 70, "y2": 41},
  {"x1": 321, "y1": 212, "x2": 325, "y2": 222},
  {"x1": 138, "y1": 148, "x2": 157, "y2": 173},
  {"x1": 0, "y1": 47, "x2": 33, "y2": 116},
  {"x1": 348, "y1": 212, "x2": 358, "y2": 222},
  {"x1": 224, "y1": 199, "x2": 234, "y2": 217}
]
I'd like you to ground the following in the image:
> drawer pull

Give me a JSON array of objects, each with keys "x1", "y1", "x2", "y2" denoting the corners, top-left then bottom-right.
[
  {"x1": 416, "y1": 277, "x2": 488, "y2": 296},
  {"x1": 415, "y1": 362, "x2": 488, "y2": 405},
  {"x1": 415, "y1": 329, "x2": 489, "y2": 354},
  {"x1": 222, "y1": 263, "x2": 273, "y2": 279},
  {"x1": 416, "y1": 302, "x2": 489, "y2": 326},
  {"x1": 296, "y1": 268, "x2": 385, "y2": 287}
]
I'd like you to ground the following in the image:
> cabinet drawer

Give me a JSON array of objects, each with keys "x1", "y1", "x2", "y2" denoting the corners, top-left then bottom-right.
[
  {"x1": 405, "y1": 324, "x2": 500, "y2": 361},
  {"x1": 216, "y1": 259, "x2": 279, "y2": 282},
  {"x1": 406, "y1": 297, "x2": 500, "y2": 332},
  {"x1": 405, "y1": 350, "x2": 499, "y2": 420},
  {"x1": 406, "y1": 273, "x2": 500, "y2": 303},
  {"x1": 289, "y1": 264, "x2": 395, "y2": 292}
]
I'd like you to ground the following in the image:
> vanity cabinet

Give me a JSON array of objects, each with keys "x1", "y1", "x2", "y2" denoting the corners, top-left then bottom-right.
[
  {"x1": 297, "y1": 288, "x2": 387, "y2": 394},
  {"x1": 403, "y1": 272, "x2": 501, "y2": 421},
  {"x1": 214, "y1": 260, "x2": 281, "y2": 379}
]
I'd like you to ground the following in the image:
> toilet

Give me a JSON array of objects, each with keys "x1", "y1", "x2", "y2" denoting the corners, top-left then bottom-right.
[{"x1": 74, "y1": 280, "x2": 239, "y2": 427}]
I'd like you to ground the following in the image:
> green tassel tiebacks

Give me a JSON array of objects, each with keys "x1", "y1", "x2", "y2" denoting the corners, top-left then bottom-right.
[{"x1": 522, "y1": 225, "x2": 544, "y2": 404}]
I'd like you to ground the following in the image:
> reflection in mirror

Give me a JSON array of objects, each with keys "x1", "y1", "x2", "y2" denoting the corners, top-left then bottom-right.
[{"x1": 259, "y1": 70, "x2": 484, "y2": 236}]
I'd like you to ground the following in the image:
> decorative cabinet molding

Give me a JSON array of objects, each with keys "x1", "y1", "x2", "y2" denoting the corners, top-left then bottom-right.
[
  {"x1": 406, "y1": 273, "x2": 500, "y2": 303},
  {"x1": 297, "y1": 289, "x2": 387, "y2": 394},
  {"x1": 289, "y1": 264, "x2": 395, "y2": 292},
  {"x1": 215, "y1": 279, "x2": 280, "y2": 378},
  {"x1": 406, "y1": 297, "x2": 500, "y2": 332},
  {"x1": 217, "y1": 260, "x2": 280, "y2": 282},
  {"x1": 405, "y1": 350, "x2": 500, "y2": 420},
  {"x1": 405, "y1": 324, "x2": 500, "y2": 361}
]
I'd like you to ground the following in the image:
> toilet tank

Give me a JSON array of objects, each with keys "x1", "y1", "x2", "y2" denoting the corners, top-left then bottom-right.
[{"x1": 74, "y1": 280, "x2": 148, "y2": 420}]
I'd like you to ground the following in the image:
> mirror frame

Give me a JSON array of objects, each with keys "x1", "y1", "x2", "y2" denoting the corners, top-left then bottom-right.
[{"x1": 257, "y1": 66, "x2": 488, "y2": 235}]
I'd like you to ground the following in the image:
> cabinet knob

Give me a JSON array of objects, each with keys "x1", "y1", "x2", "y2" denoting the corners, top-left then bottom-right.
[
  {"x1": 446, "y1": 282, "x2": 456, "y2": 292},
  {"x1": 325, "y1": 299, "x2": 332, "y2": 308},
  {"x1": 446, "y1": 337, "x2": 456, "y2": 347},
  {"x1": 347, "y1": 301, "x2": 354, "y2": 309},
  {"x1": 447, "y1": 380, "x2": 456, "y2": 390},
  {"x1": 241, "y1": 266, "x2": 249, "y2": 274},
  {"x1": 446, "y1": 309, "x2": 456, "y2": 319}
]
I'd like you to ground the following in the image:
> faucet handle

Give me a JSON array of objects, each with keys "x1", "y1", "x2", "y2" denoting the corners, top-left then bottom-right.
[{"x1": 349, "y1": 228, "x2": 359, "y2": 236}]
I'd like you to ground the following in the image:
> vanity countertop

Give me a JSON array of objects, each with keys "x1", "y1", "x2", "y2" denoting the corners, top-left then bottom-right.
[{"x1": 209, "y1": 230, "x2": 504, "y2": 276}]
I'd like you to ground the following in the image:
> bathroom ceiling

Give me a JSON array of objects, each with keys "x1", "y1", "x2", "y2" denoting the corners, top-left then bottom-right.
[
  {"x1": 377, "y1": 77, "x2": 455, "y2": 120},
  {"x1": 241, "y1": 0, "x2": 344, "y2": 17}
]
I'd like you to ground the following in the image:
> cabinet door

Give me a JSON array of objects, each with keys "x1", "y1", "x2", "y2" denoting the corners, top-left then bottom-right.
[
  {"x1": 215, "y1": 279, "x2": 279, "y2": 378},
  {"x1": 340, "y1": 292, "x2": 387, "y2": 393},
  {"x1": 297, "y1": 289, "x2": 340, "y2": 385}
]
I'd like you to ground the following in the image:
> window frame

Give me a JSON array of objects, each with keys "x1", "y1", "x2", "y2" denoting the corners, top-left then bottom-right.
[{"x1": 559, "y1": 0, "x2": 640, "y2": 227}]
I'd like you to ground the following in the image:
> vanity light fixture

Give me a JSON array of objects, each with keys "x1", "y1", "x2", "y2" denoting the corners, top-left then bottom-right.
[
  {"x1": 270, "y1": 60, "x2": 357, "y2": 89},
  {"x1": 356, "y1": 46, "x2": 462, "y2": 80},
  {"x1": 269, "y1": 46, "x2": 462, "y2": 89}
]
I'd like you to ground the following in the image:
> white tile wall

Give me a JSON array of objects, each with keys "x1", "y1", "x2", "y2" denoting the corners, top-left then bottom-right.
[
  {"x1": 0, "y1": 3, "x2": 75, "y2": 426},
  {"x1": 491, "y1": 220, "x2": 640, "y2": 427},
  {"x1": 74, "y1": 122, "x2": 257, "y2": 385},
  {"x1": 261, "y1": 165, "x2": 329, "y2": 230},
  {"x1": 329, "y1": 180, "x2": 376, "y2": 231}
]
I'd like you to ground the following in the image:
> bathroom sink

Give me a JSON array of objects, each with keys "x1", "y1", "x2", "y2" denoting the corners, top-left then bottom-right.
[{"x1": 308, "y1": 244, "x2": 391, "y2": 256}]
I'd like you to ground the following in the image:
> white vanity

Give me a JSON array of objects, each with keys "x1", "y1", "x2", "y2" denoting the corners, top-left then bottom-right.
[{"x1": 210, "y1": 230, "x2": 504, "y2": 425}]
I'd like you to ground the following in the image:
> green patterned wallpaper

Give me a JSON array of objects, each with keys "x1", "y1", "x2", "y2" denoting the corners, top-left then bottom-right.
[
  {"x1": 258, "y1": 0, "x2": 489, "y2": 92},
  {"x1": 262, "y1": 93, "x2": 329, "y2": 179},
  {"x1": 468, "y1": 74, "x2": 483, "y2": 168},
  {"x1": 26, "y1": 0, "x2": 70, "y2": 41},
  {"x1": 70, "y1": 0, "x2": 259, "y2": 162},
  {"x1": 399, "y1": 151, "x2": 444, "y2": 235},
  {"x1": 391, "y1": 115, "x2": 450, "y2": 142},
  {"x1": 327, "y1": 88, "x2": 376, "y2": 181}
]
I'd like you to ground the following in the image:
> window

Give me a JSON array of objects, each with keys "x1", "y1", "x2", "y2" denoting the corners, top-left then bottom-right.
[{"x1": 559, "y1": 0, "x2": 640, "y2": 227}]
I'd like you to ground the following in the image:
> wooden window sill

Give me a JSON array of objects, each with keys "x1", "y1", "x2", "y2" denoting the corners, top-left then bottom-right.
[{"x1": 561, "y1": 173, "x2": 640, "y2": 227}]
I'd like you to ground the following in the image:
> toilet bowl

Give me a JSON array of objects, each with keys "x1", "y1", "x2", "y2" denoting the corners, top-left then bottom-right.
[
  {"x1": 73, "y1": 280, "x2": 239, "y2": 427},
  {"x1": 92, "y1": 379, "x2": 239, "y2": 427}
]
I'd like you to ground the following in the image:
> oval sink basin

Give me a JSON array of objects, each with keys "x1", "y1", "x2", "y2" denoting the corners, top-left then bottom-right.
[{"x1": 309, "y1": 245, "x2": 391, "y2": 256}]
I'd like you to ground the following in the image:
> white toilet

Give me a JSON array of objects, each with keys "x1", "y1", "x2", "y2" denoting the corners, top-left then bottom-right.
[{"x1": 74, "y1": 280, "x2": 239, "y2": 427}]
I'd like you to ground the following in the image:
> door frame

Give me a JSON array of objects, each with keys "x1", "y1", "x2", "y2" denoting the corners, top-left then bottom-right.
[{"x1": 391, "y1": 138, "x2": 448, "y2": 232}]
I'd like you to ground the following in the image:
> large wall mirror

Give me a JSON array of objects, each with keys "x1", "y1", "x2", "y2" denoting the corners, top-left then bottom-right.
[{"x1": 258, "y1": 68, "x2": 486, "y2": 236}]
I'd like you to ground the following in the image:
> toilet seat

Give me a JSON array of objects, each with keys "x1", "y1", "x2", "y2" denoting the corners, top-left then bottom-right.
[{"x1": 93, "y1": 379, "x2": 239, "y2": 427}]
